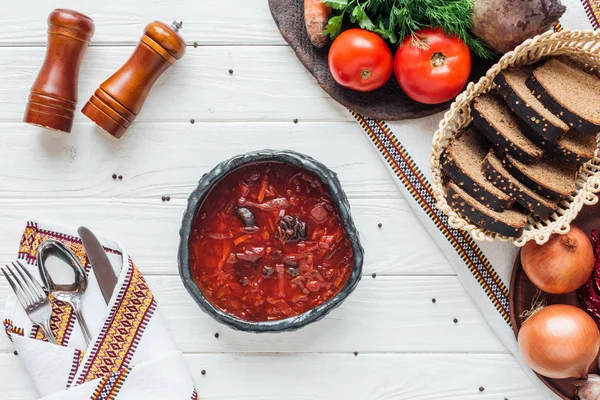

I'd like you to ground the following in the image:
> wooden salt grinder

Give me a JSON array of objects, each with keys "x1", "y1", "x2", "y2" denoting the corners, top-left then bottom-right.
[
  {"x1": 24, "y1": 9, "x2": 95, "y2": 133},
  {"x1": 81, "y1": 20, "x2": 186, "y2": 139}
]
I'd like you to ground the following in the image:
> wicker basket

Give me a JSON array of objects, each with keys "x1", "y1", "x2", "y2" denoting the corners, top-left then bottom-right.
[{"x1": 431, "y1": 29, "x2": 600, "y2": 247}]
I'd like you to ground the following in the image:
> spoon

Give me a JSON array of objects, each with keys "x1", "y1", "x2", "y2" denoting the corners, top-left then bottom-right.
[{"x1": 36, "y1": 239, "x2": 92, "y2": 346}]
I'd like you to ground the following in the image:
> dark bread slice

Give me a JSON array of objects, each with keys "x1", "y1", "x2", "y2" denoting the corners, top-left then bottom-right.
[
  {"x1": 496, "y1": 67, "x2": 568, "y2": 142},
  {"x1": 547, "y1": 130, "x2": 597, "y2": 164},
  {"x1": 527, "y1": 58, "x2": 600, "y2": 135},
  {"x1": 503, "y1": 155, "x2": 579, "y2": 200},
  {"x1": 445, "y1": 182, "x2": 528, "y2": 238},
  {"x1": 441, "y1": 128, "x2": 513, "y2": 211},
  {"x1": 482, "y1": 151, "x2": 559, "y2": 219},
  {"x1": 472, "y1": 92, "x2": 544, "y2": 163}
]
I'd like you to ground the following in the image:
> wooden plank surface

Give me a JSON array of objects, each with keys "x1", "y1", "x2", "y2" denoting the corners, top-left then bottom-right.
[
  {"x1": 0, "y1": 199, "x2": 450, "y2": 276},
  {"x1": 0, "y1": 47, "x2": 351, "y2": 122},
  {"x1": 0, "y1": 122, "x2": 397, "y2": 199},
  {"x1": 0, "y1": 1, "x2": 285, "y2": 46},
  {"x1": 0, "y1": 1, "x2": 541, "y2": 398},
  {"x1": 0, "y1": 353, "x2": 544, "y2": 400},
  {"x1": 0, "y1": 276, "x2": 505, "y2": 354}
]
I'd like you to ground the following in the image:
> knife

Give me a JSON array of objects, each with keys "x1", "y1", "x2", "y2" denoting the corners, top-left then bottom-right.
[{"x1": 78, "y1": 227, "x2": 118, "y2": 304}]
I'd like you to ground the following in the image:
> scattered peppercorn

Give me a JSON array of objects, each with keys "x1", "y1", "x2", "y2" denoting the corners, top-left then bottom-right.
[
  {"x1": 193, "y1": 42, "x2": 198, "y2": 48},
  {"x1": 190, "y1": 119, "x2": 195, "y2": 124},
  {"x1": 432, "y1": 298, "x2": 436, "y2": 303},
  {"x1": 353, "y1": 352, "x2": 358, "y2": 356},
  {"x1": 13, "y1": 350, "x2": 18, "y2": 356},
  {"x1": 293, "y1": 118, "x2": 298, "y2": 124},
  {"x1": 161, "y1": 196, "x2": 166, "y2": 202},
  {"x1": 201, "y1": 369, "x2": 206, "y2": 375},
  {"x1": 118, "y1": 175, "x2": 123, "y2": 180},
  {"x1": 228, "y1": 69, "x2": 234, "y2": 74},
  {"x1": 166, "y1": 196, "x2": 171, "y2": 201},
  {"x1": 214, "y1": 333, "x2": 219, "y2": 339},
  {"x1": 479, "y1": 387, "x2": 484, "y2": 392},
  {"x1": 453, "y1": 318, "x2": 458, "y2": 323},
  {"x1": 377, "y1": 223, "x2": 382, "y2": 228},
  {"x1": 112, "y1": 174, "x2": 117, "y2": 180},
  {"x1": 372, "y1": 273, "x2": 376, "y2": 278}
]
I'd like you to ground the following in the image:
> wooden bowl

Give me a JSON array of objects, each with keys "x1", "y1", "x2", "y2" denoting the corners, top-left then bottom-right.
[
  {"x1": 509, "y1": 202, "x2": 600, "y2": 399},
  {"x1": 268, "y1": 0, "x2": 497, "y2": 121}
]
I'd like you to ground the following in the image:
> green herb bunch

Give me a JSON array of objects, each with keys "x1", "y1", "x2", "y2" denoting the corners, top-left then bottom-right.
[{"x1": 322, "y1": 0, "x2": 493, "y2": 59}]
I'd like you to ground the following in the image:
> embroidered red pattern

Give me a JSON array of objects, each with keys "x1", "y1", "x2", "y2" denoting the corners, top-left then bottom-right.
[
  {"x1": 67, "y1": 349, "x2": 86, "y2": 389},
  {"x1": 90, "y1": 367, "x2": 131, "y2": 400},
  {"x1": 77, "y1": 260, "x2": 156, "y2": 385},
  {"x1": 3, "y1": 318, "x2": 24, "y2": 340}
]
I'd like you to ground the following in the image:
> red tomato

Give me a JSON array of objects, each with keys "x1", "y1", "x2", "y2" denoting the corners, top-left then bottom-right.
[
  {"x1": 394, "y1": 27, "x2": 472, "y2": 104},
  {"x1": 328, "y1": 28, "x2": 393, "y2": 92}
]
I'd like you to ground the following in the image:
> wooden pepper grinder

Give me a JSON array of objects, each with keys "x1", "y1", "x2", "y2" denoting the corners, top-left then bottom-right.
[
  {"x1": 82, "y1": 20, "x2": 186, "y2": 139},
  {"x1": 24, "y1": 9, "x2": 95, "y2": 133}
]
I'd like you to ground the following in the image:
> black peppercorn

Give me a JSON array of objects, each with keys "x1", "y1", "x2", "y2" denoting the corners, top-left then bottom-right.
[
  {"x1": 190, "y1": 119, "x2": 195, "y2": 124},
  {"x1": 432, "y1": 298, "x2": 436, "y2": 303},
  {"x1": 453, "y1": 318, "x2": 458, "y2": 323},
  {"x1": 201, "y1": 369, "x2": 206, "y2": 375},
  {"x1": 372, "y1": 273, "x2": 376, "y2": 278},
  {"x1": 161, "y1": 196, "x2": 166, "y2": 201},
  {"x1": 353, "y1": 352, "x2": 358, "y2": 356},
  {"x1": 479, "y1": 387, "x2": 484, "y2": 392},
  {"x1": 166, "y1": 196, "x2": 171, "y2": 201},
  {"x1": 228, "y1": 69, "x2": 234, "y2": 74},
  {"x1": 112, "y1": 173, "x2": 117, "y2": 180},
  {"x1": 118, "y1": 175, "x2": 123, "y2": 180},
  {"x1": 214, "y1": 333, "x2": 219, "y2": 339},
  {"x1": 293, "y1": 118, "x2": 298, "y2": 124},
  {"x1": 13, "y1": 350, "x2": 18, "y2": 356},
  {"x1": 377, "y1": 223, "x2": 382, "y2": 228},
  {"x1": 193, "y1": 42, "x2": 199, "y2": 48}
]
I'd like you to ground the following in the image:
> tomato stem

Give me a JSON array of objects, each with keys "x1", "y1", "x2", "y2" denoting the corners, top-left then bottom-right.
[
  {"x1": 430, "y1": 52, "x2": 447, "y2": 68},
  {"x1": 360, "y1": 69, "x2": 372, "y2": 80}
]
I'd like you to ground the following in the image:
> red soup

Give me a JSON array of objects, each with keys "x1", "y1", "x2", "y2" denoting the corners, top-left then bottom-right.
[{"x1": 189, "y1": 162, "x2": 354, "y2": 322}]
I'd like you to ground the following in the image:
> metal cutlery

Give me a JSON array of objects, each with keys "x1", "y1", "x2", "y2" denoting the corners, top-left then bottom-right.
[
  {"x1": 37, "y1": 240, "x2": 92, "y2": 346},
  {"x1": 78, "y1": 227, "x2": 117, "y2": 304},
  {"x1": 1, "y1": 260, "x2": 57, "y2": 345}
]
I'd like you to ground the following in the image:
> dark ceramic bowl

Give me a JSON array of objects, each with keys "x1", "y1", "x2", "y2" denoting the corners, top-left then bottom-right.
[{"x1": 178, "y1": 150, "x2": 364, "y2": 333}]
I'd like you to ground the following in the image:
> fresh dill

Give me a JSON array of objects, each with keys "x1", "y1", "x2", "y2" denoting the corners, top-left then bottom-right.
[{"x1": 322, "y1": 0, "x2": 494, "y2": 59}]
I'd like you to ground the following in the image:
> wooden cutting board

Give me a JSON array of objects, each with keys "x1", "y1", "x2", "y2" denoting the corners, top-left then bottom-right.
[
  {"x1": 268, "y1": 0, "x2": 497, "y2": 121},
  {"x1": 510, "y1": 203, "x2": 600, "y2": 399}
]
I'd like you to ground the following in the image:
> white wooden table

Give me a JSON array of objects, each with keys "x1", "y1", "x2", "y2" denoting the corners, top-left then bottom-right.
[{"x1": 0, "y1": 1, "x2": 546, "y2": 399}]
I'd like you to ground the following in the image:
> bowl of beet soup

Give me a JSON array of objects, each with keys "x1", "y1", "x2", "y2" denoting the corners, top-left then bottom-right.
[{"x1": 178, "y1": 150, "x2": 364, "y2": 332}]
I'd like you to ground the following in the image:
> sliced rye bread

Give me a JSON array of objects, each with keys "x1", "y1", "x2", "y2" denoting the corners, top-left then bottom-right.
[
  {"x1": 526, "y1": 57, "x2": 600, "y2": 135},
  {"x1": 445, "y1": 182, "x2": 528, "y2": 238},
  {"x1": 482, "y1": 151, "x2": 559, "y2": 219},
  {"x1": 502, "y1": 155, "x2": 579, "y2": 200},
  {"x1": 496, "y1": 67, "x2": 568, "y2": 142},
  {"x1": 441, "y1": 128, "x2": 513, "y2": 211},
  {"x1": 546, "y1": 130, "x2": 597, "y2": 164},
  {"x1": 472, "y1": 91, "x2": 544, "y2": 163}
]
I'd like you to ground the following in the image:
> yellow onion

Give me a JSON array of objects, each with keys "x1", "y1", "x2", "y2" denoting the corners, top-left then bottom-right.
[
  {"x1": 521, "y1": 226, "x2": 594, "y2": 294},
  {"x1": 518, "y1": 304, "x2": 600, "y2": 379}
]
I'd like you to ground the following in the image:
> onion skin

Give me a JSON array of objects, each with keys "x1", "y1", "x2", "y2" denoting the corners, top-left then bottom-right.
[
  {"x1": 518, "y1": 304, "x2": 600, "y2": 379},
  {"x1": 521, "y1": 226, "x2": 594, "y2": 294}
]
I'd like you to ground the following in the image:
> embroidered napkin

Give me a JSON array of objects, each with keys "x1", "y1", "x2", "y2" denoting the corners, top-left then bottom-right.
[
  {"x1": 352, "y1": 2, "x2": 598, "y2": 398},
  {"x1": 3, "y1": 221, "x2": 199, "y2": 400}
]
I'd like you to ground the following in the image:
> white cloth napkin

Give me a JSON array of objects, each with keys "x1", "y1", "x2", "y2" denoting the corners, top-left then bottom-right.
[
  {"x1": 352, "y1": 2, "x2": 597, "y2": 398},
  {"x1": 3, "y1": 221, "x2": 198, "y2": 400}
]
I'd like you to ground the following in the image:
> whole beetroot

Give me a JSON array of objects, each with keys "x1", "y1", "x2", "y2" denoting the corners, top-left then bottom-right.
[{"x1": 472, "y1": 0, "x2": 566, "y2": 53}]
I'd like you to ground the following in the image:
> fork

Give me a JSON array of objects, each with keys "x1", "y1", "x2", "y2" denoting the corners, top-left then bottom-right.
[{"x1": 1, "y1": 260, "x2": 57, "y2": 345}]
